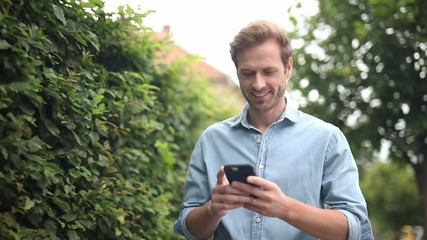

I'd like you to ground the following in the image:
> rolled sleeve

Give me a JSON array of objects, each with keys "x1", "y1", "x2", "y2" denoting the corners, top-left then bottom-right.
[
  {"x1": 173, "y1": 207, "x2": 199, "y2": 240},
  {"x1": 323, "y1": 129, "x2": 374, "y2": 240},
  {"x1": 338, "y1": 208, "x2": 373, "y2": 240},
  {"x1": 339, "y1": 209, "x2": 361, "y2": 240}
]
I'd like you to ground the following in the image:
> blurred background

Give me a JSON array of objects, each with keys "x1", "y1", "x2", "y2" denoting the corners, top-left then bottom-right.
[
  {"x1": 105, "y1": 1, "x2": 426, "y2": 237},
  {"x1": 0, "y1": 0, "x2": 425, "y2": 239}
]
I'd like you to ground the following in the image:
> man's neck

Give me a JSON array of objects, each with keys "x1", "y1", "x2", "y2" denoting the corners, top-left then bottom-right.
[{"x1": 248, "y1": 100, "x2": 287, "y2": 133}]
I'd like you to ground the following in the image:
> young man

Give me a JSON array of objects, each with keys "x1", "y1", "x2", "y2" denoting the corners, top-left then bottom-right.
[{"x1": 174, "y1": 20, "x2": 373, "y2": 240}]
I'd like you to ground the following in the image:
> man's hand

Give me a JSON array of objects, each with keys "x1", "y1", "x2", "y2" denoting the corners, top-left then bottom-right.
[
  {"x1": 230, "y1": 176, "x2": 289, "y2": 218},
  {"x1": 185, "y1": 166, "x2": 253, "y2": 239},
  {"x1": 230, "y1": 176, "x2": 349, "y2": 240},
  {"x1": 209, "y1": 166, "x2": 253, "y2": 218}
]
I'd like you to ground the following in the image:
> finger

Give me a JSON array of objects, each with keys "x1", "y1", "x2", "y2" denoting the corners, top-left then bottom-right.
[
  {"x1": 214, "y1": 185, "x2": 252, "y2": 200},
  {"x1": 243, "y1": 197, "x2": 262, "y2": 211},
  {"x1": 246, "y1": 176, "x2": 268, "y2": 189},
  {"x1": 217, "y1": 166, "x2": 229, "y2": 185},
  {"x1": 212, "y1": 195, "x2": 251, "y2": 211},
  {"x1": 213, "y1": 201, "x2": 245, "y2": 211},
  {"x1": 231, "y1": 180, "x2": 261, "y2": 192},
  {"x1": 231, "y1": 181, "x2": 267, "y2": 201},
  {"x1": 221, "y1": 194, "x2": 252, "y2": 205}
]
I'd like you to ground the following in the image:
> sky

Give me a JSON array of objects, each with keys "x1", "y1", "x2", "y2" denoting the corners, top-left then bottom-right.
[{"x1": 103, "y1": 0, "x2": 318, "y2": 84}]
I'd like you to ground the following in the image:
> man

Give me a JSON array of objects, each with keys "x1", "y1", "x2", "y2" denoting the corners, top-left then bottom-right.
[{"x1": 174, "y1": 20, "x2": 373, "y2": 240}]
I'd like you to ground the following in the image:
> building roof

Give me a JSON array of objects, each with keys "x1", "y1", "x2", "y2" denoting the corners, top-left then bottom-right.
[
  {"x1": 155, "y1": 25, "x2": 230, "y2": 81},
  {"x1": 154, "y1": 25, "x2": 246, "y2": 110}
]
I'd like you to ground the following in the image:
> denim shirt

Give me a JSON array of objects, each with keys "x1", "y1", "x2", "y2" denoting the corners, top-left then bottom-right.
[{"x1": 174, "y1": 99, "x2": 374, "y2": 240}]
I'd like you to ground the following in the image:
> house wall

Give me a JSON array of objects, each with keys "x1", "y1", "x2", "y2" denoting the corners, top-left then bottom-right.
[{"x1": 155, "y1": 25, "x2": 246, "y2": 114}]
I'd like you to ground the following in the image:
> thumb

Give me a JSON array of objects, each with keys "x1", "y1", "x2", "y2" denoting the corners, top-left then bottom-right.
[{"x1": 217, "y1": 166, "x2": 229, "y2": 185}]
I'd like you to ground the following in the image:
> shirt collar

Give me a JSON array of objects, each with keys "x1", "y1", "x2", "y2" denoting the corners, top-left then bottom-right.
[{"x1": 230, "y1": 96, "x2": 300, "y2": 128}]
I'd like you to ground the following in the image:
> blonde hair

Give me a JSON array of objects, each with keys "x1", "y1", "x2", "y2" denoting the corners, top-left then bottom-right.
[{"x1": 229, "y1": 20, "x2": 292, "y2": 68}]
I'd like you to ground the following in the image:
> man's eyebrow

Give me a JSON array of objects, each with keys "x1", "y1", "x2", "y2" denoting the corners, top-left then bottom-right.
[{"x1": 238, "y1": 68, "x2": 254, "y2": 72}]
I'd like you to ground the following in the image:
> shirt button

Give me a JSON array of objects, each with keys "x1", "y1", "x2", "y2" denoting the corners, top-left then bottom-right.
[
  {"x1": 259, "y1": 164, "x2": 264, "y2": 169},
  {"x1": 255, "y1": 217, "x2": 261, "y2": 223},
  {"x1": 256, "y1": 138, "x2": 261, "y2": 144}
]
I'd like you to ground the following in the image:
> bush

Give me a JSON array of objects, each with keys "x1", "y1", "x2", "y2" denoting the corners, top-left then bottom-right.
[{"x1": 0, "y1": 0, "x2": 234, "y2": 239}]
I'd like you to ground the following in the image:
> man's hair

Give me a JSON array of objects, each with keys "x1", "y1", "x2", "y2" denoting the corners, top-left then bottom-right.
[{"x1": 229, "y1": 20, "x2": 292, "y2": 68}]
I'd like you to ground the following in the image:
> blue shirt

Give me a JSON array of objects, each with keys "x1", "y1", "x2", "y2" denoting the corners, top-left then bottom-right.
[{"x1": 174, "y1": 99, "x2": 374, "y2": 240}]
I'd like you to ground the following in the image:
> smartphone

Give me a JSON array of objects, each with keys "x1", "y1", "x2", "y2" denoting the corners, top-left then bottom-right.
[{"x1": 224, "y1": 164, "x2": 256, "y2": 184}]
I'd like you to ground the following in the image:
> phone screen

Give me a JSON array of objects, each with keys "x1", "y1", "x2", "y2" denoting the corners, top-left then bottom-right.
[{"x1": 224, "y1": 164, "x2": 256, "y2": 184}]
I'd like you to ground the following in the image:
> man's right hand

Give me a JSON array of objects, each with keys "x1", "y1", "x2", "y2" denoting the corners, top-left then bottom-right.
[
  {"x1": 208, "y1": 166, "x2": 253, "y2": 218},
  {"x1": 185, "y1": 166, "x2": 252, "y2": 239}
]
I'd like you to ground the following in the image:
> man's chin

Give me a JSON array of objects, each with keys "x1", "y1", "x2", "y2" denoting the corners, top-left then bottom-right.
[{"x1": 249, "y1": 101, "x2": 270, "y2": 111}]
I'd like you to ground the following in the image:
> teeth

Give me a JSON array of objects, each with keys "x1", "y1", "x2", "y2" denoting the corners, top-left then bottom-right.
[{"x1": 254, "y1": 92, "x2": 268, "y2": 97}]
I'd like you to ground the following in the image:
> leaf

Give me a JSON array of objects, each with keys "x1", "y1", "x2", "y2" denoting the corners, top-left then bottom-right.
[
  {"x1": 52, "y1": 197, "x2": 70, "y2": 211},
  {"x1": 23, "y1": 197, "x2": 36, "y2": 211},
  {"x1": 0, "y1": 212, "x2": 17, "y2": 227},
  {"x1": 92, "y1": 94, "x2": 104, "y2": 106},
  {"x1": 43, "y1": 165, "x2": 60, "y2": 181},
  {"x1": 92, "y1": 103, "x2": 105, "y2": 115},
  {"x1": 44, "y1": 119, "x2": 60, "y2": 136},
  {"x1": 114, "y1": 208, "x2": 127, "y2": 224},
  {"x1": 82, "y1": 70, "x2": 93, "y2": 80},
  {"x1": 71, "y1": 130, "x2": 82, "y2": 145},
  {"x1": 43, "y1": 67, "x2": 56, "y2": 79},
  {"x1": 0, "y1": 40, "x2": 11, "y2": 50},
  {"x1": 31, "y1": 59, "x2": 43, "y2": 67},
  {"x1": 103, "y1": 167, "x2": 118, "y2": 175},
  {"x1": 52, "y1": 5, "x2": 66, "y2": 26},
  {"x1": 69, "y1": 169, "x2": 82, "y2": 179},
  {"x1": 81, "y1": 0, "x2": 104, "y2": 8},
  {"x1": 27, "y1": 137, "x2": 43, "y2": 152},
  {"x1": 18, "y1": 101, "x2": 35, "y2": 115},
  {"x1": 63, "y1": 213, "x2": 77, "y2": 222},
  {"x1": 0, "y1": 146, "x2": 8, "y2": 160},
  {"x1": 155, "y1": 140, "x2": 175, "y2": 168},
  {"x1": 103, "y1": 140, "x2": 110, "y2": 150},
  {"x1": 5, "y1": 82, "x2": 33, "y2": 93},
  {"x1": 67, "y1": 230, "x2": 80, "y2": 240},
  {"x1": 97, "y1": 154, "x2": 110, "y2": 167},
  {"x1": 289, "y1": 16, "x2": 298, "y2": 26}
]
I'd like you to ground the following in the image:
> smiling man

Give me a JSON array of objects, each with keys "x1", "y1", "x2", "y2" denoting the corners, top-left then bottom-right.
[{"x1": 174, "y1": 20, "x2": 374, "y2": 240}]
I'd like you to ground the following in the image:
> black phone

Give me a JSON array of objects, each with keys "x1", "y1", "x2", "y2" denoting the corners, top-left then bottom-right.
[{"x1": 224, "y1": 164, "x2": 256, "y2": 184}]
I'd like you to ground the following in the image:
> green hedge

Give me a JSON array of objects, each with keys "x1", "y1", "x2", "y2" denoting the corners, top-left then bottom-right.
[{"x1": 0, "y1": 0, "x2": 234, "y2": 239}]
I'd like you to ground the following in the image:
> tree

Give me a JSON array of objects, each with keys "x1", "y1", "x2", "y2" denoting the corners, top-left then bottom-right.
[
  {"x1": 360, "y1": 160, "x2": 422, "y2": 238},
  {"x1": 289, "y1": 0, "x2": 427, "y2": 232}
]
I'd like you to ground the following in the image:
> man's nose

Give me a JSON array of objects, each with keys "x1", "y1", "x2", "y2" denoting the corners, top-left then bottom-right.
[{"x1": 252, "y1": 73, "x2": 266, "y2": 90}]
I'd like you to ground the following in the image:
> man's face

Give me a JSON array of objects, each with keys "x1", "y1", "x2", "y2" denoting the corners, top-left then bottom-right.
[{"x1": 236, "y1": 38, "x2": 292, "y2": 114}]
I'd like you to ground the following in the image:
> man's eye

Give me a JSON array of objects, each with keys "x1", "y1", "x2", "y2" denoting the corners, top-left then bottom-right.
[
  {"x1": 240, "y1": 71, "x2": 254, "y2": 77},
  {"x1": 264, "y1": 70, "x2": 276, "y2": 76}
]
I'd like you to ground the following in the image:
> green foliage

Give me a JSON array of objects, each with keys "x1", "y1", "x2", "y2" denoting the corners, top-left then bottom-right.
[
  {"x1": 361, "y1": 161, "x2": 422, "y2": 238},
  {"x1": 0, "y1": 0, "x2": 233, "y2": 239},
  {"x1": 292, "y1": 0, "x2": 427, "y2": 162},
  {"x1": 150, "y1": 53, "x2": 239, "y2": 219}
]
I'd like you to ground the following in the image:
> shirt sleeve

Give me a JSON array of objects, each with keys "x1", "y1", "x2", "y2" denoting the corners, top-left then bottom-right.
[
  {"x1": 322, "y1": 128, "x2": 374, "y2": 240},
  {"x1": 173, "y1": 207, "x2": 199, "y2": 240}
]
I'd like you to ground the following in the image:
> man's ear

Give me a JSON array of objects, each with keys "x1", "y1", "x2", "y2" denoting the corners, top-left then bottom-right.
[{"x1": 286, "y1": 57, "x2": 293, "y2": 80}]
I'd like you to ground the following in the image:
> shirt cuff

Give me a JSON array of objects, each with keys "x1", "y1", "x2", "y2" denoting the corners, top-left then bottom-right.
[
  {"x1": 338, "y1": 209, "x2": 361, "y2": 240},
  {"x1": 173, "y1": 207, "x2": 199, "y2": 240}
]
